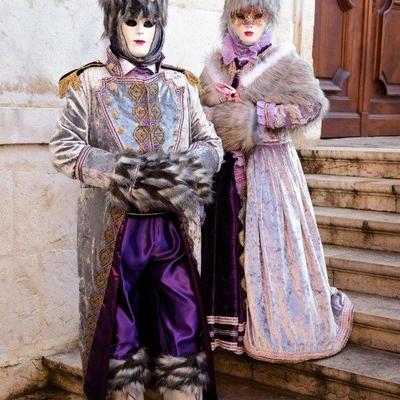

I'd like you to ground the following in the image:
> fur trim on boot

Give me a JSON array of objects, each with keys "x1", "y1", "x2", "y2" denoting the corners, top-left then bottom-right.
[
  {"x1": 163, "y1": 389, "x2": 203, "y2": 400},
  {"x1": 154, "y1": 352, "x2": 209, "y2": 397},
  {"x1": 108, "y1": 149, "x2": 214, "y2": 213},
  {"x1": 107, "y1": 382, "x2": 145, "y2": 400},
  {"x1": 108, "y1": 348, "x2": 151, "y2": 395}
]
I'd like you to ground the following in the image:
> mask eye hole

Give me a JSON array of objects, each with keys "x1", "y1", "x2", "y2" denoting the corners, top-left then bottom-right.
[
  {"x1": 254, "y1": 13, "x2": 264, "y2": 19},
  {"x1": 125, "y1": 19, "x2": 137, "y2": 27},
  {"x1": 143, "y1": 20, "x2": 155, "y2": 28},
  {"x1": 235, "y1": 13, "x2": 246, "y2": 20}
]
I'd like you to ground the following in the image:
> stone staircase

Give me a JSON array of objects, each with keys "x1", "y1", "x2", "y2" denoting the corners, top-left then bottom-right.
[
  {"x1": 211, "y1": 142, "x2": 400, "y2": 399},
  {"x1": 22, "y1": 140, "x2": 400, "y2": 399},
  {"x1": 37, "y1": 350, "x2": 318, "y2": 400}
]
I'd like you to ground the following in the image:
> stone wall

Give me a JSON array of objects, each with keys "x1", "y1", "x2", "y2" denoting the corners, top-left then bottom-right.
[{"x1": 0, "y1": 0, "x2": 315, "y2": 398}]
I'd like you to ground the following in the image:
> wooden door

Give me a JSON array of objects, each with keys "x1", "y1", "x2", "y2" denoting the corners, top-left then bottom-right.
[{"x1": 313, "y1": 0, "x2": 400, "y2": 138}]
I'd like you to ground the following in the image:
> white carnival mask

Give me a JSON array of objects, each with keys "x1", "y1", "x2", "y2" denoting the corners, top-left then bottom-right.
[
  {"x1": 230, "y1": 7, "x2": 269, "y2": 45},
  {"x1": 122, "y1": 15, "x2": 156, "y2": 58}
]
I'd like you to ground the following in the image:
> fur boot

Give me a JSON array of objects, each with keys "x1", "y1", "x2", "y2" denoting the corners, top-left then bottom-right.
[
  {"x1": 108, "y1": 149, "x2": 214, "y2": 213},
  {"x1": 154, "y1": 352, "x2": 208, "y2": 399},
  {"x1": 163, "y1": 389, "x2": 203, "y2": 400},
  {"x1": 107, "y1": 348, "x2": 150, "y2": 399}
]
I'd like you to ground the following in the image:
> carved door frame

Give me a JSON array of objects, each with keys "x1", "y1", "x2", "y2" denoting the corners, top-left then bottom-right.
[{"x1": 313, "y1": 0, "x2": 400, "y2": 138}]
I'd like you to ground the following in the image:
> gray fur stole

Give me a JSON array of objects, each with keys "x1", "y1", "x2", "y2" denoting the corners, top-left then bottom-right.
[{"x1": 200, "y1": 44, "x2": 329, "y2": 152}]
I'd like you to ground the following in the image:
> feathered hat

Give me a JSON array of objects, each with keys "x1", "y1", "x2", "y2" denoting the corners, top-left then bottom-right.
[
  {"x1": 98, "y1": 0, "x2": 168, "y2": 37},
  {"x1": 221, "y1": 0, "x2": 281, "y2": 33}
]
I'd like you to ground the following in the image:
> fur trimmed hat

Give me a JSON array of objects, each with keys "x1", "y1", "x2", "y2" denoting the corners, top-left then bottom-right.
[
  {"x1": 99, "y1": 0, "x2": 168, "y2": 37},
  {"x1": 221, "y1": 0, "x2": 281, "y2": 33}
]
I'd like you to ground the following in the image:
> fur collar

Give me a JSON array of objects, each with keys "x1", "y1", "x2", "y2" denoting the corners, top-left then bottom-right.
[
  {"x1": 240, "y1": 43, "x2": 296, "y2": 87},
  {"x1": 205, "y1": 42, "x2": 297, "y2": 87}
]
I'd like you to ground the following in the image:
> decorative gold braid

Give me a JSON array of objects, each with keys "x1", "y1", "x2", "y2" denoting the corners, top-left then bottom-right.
[
  {"x1": 58, "y1": 72, "x2": 81, "y2": 99},
  {"x1": 58, "y1": 61, "x2": 104, "y2": 99},
  {"x1": 183, "y1": 70, "x2": 205, "y2": 95},
  {"x1": 237, "y1": 159, "x2": 248, "y2": 296},
  {"x1": 228, "y1": 62, "x2": 238, "y2": 79},
  {"x1": 81, "y1": 207, "x2": 125, "y2": 375}
]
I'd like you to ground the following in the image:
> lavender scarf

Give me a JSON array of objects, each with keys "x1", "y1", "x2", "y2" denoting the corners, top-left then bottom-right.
[{"x1": 221, "y1": 30, "x2": 273, "y2": 66}]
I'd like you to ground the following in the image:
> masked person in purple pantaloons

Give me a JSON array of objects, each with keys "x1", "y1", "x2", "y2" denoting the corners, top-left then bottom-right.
[
  {"x1": 49, "y1": 1, "x2": 223, "y2": 399},
  {"x1": 201, "y1": 0, "x2": 354, "y2": 362}
]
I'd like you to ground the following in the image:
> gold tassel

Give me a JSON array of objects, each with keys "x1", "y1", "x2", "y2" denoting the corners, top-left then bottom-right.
[
  {"x1": 183, "y1": 70, "x2": 205, "y2": 96},
  {"x1": 58, "y1": 71, "x2": 82, "y2": 99}
]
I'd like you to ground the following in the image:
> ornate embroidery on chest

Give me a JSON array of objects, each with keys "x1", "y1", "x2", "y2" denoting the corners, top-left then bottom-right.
[
  {"x1": 96, "y1": 74, "x2": 186, "y2": 153},
  {"x1": 129, "y1": 81, "x2": 164, "y2": 153}
]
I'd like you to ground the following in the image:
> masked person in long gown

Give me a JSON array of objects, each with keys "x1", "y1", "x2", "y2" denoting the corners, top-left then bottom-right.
[{"x1": 201, "y1": 0, "x2": 353, "y2": 362}]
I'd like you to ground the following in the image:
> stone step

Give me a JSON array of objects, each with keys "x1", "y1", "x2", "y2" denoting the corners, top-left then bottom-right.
[
  {"x1": 146, "y1": 374, "x2": 317, "y2": 400},
  {"x1": 306, "y1": 174, "x2": 400, "y2": 212},
  {"x1": 43, "y1": 351, "x2": 83, "y2": 396},
  {"x1": 315, "y1": 206, "x2": 400, "y2": 253},
  {"x1": 215, "y1": 344, "x2": 400, "y2": 400},
  {"x1": 215, "y1": 374, "x2": 316, "y2": 400},
  {"x1": 325, "y1": 245, "x2": 400, "y2": 299},
  {"x1": 42, "y1": 352, "x2": 315, "y2": 400},
  {"x1": 12, "y1": 388, "x2": 83, "y2": 400},
  {"x1": 346, "y1": 291, "x2": 400, "y2": 353},
  {"x1": 299, "y1": 146, "x2": 400, "y2": 179}
]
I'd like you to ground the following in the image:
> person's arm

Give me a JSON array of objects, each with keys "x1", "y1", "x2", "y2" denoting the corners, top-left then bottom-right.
[
  {"x1": 199, "y1": 67, "x2": 225, "y2": 108},
  {"x1": 187, "y1": 82, "x2": 224, "y2": 174},
  {"x1": 49, "y1": 71, "x2": 118, "y2": 189},
  {"x1": 256, "y1": 101, "x2": 322, "y2": 130}
]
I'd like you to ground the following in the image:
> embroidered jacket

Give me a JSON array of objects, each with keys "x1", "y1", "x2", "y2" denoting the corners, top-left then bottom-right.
[{"x1": 49, "y1": 48, "x2": 223, "y2": 396}]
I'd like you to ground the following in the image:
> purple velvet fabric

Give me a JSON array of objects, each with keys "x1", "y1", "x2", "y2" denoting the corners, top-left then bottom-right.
[
  {"x1": 84, "y1": 215, "x2": 125, "y2": 400},
  {"x1": 110, "y1": 214, "x2": 201, "y2": 359},
  {"x1": 84, "y1": 212, "x2": 219, "y2": 400},
  {"x1": 256, "y1": 100, "x2": 323, "y2": 130},
  {"x1": 202, "y1": 153, "x2": 246, "y2": 353}
]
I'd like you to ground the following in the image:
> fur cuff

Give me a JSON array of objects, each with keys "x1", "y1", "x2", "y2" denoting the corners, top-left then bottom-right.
[
  {"x1": 108, "y1": 149, "x2": 214, "y2": 213},
  {"x1": 108, "y1": 348, "x2": 151, "y2": 393},
  {"x1": 210, "y1": 100, "x2": 259, "y2": 153},
  {"x1": 154, "y1": 352, "x2": 209, "y2": 396}
]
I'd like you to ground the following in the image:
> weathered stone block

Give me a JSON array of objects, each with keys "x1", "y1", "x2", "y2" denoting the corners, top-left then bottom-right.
[
  {"x1": 0, "y1": 359, "x2": 48, "y2": 400},
  {"x1": 0, "y1": 255, "x2": 41, "y2": 366},
  {"x1": 0, "y1": 171, "x2": 14, "y2": 256},
  {"x1": 214, "y1": 351, "x2": 253, "y2": 381},
  {"x1": 14, "y1": 171, "x2": 78, "y2": 254},
  {"x1": 351, "y1": 323, "x2": 400, "y2": 354},
  {"x1": 333, "y1": 269, "x2": 400, "y2": 299},
  {"x1": 0, "y1": 108, "x2": 60, "y2": 145},
  {"x1": 39, "y1": 250, "x2": 79, "y2": 351},
  {"x1": 300, "y1": 148, "x2": 400, "y2": 179}
]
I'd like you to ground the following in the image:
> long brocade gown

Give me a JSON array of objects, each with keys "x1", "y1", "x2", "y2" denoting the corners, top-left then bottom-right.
[{"x1": 201, "y1": 44, "x2": 353, "y2": 362}]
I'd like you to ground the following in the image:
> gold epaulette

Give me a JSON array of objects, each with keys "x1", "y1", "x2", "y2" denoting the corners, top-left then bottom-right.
[
  {"x1": 161, "y1": 64, "x2": 205, "y2": 95},
  {"x1": 58, "y1": 61, "x2": 105, "y2": 99}
]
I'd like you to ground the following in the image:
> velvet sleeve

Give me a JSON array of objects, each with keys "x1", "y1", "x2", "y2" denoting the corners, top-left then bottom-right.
[
  {"x1": 49, "y1": 72, "x2": 120, "y2": 190},
  {"x1": 187, "y1": 82, "x2": 224, "y2": 174},
  {"x1": 256, "y1": 100, "x2": 322, "y2": 130}
]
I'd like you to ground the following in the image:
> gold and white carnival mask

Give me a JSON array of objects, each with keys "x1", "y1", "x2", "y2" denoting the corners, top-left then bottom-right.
[{"x1": 230, "y1": 7, "x2": 269, "y2": 45}]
